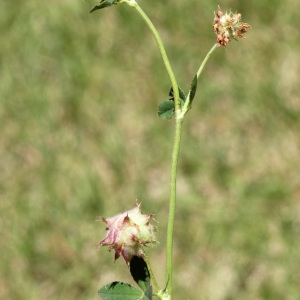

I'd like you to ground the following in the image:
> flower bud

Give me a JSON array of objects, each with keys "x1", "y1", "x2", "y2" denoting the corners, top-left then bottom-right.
[
  {"x1": 97, "y1": 204, "x2": 156, "y2": 265},
  {"x1": 213, "y1": 5, "x2": 251, "y2": 47}
]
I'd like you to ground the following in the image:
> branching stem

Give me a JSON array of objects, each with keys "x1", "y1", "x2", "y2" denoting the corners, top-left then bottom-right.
[{"x1": 131, "y1": 2, "x2": 217, "y2": 297}]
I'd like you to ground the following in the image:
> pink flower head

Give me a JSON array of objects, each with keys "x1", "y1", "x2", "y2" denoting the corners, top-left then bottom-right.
[{"x1": 98, "y1": 204, "x2": 156, "y2": 265}]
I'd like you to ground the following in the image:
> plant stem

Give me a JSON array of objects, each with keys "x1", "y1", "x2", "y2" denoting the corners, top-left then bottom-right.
[
  {"x1": 164, "y1": 44, "x2": 218, "y2": 294},
  {"x1": 131, "y1": 3, "x2": 183, "y2": 297},
  {"x1": 144, "y1": 254, "x2": 160, "y2": 292},
  {"x1": 196, "y1": 44, "x2": 217, "y2": 79},
  {"x1": 132, "y1": 2, "x2": 217, "y2": 297},
  {"x1": 133, "y1": 3, "x2": 181, "y2": 113},
  {"x1": 165, "y1": 116, "x2": 183, "y2": 295},
  {"x1": 181, "y1": 44, "x2": 217, "y2": 116}
]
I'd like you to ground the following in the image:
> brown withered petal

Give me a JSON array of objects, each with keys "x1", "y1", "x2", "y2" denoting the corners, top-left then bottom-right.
[{"x1": 213, "y1": 5, "x2": 251, "y2": 47}]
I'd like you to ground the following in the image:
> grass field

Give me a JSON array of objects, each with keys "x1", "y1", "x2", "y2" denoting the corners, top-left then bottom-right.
[{"x1": 1, "y1": 0, "x2": 300, "y2": 299}]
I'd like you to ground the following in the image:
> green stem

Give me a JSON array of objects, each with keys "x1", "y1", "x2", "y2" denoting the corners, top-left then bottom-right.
[
  {"x1": 181, "y1": 44, "x2": 217, "y2": 116},
  {"x1": 131, "y1": 3, "x2": 183, "y2": 297},
  {"x1": 133, "y1": 3, "x2": 181, "y2": 113},
  {"x1": 196, "y1": 44, "x2": 217, "y2": 79},
  {"x1": 165, "y1": 45, "x2": 218, "y2": 294},
  {"x1": 144, "y1": 254, "x2": 160, "y2": 292},
  {"x1": 165, "y1": 116, "x2": 183, "y2": 295},
  {"x1": 130, "y1": 2, "x2": 217, "y2": 297}
]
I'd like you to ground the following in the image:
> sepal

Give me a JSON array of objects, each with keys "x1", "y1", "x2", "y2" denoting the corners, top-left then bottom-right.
[{"x1": 90, "y1": 0, "x2": 118, "y2": 13}]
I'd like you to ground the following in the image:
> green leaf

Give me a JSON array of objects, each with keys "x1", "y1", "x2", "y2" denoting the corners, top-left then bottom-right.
[
  {"x1": 169, "y1": 87, "x2": 186, "y2": 101},
  {"x1": 98, "y1": 282, "x2": 143, "y2": 300},
  {"x1": 158, "y1": 100, "x2": 175, "y2": 120},
  {"x1": 143, "y1": 286, "x2": 152, "y2": 300},
  {"x1": 189, "y1": 74, "x2": 198, "y2": 103},
  {"x1": 90, "y1": 0, "x2": 115, "y2": 13},
  {"x1": 129, "y1": 256, "x2": 150, "y2": 292},
  {"x1": 179, "y1": 98, "x2": 185, "y2": 107}
]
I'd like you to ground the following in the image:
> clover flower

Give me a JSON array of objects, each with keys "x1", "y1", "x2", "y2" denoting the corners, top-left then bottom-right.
[
  {"x1": 98, "y1": 204, "x2": 156, "y2": 265},
  {"x1": 213, "y1": 5, "x2": 251, "y2": 47}
]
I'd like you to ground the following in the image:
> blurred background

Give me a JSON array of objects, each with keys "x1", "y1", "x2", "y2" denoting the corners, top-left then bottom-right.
[{"x1": 1, "y1": 0, "x2": 300, "y2": 299}]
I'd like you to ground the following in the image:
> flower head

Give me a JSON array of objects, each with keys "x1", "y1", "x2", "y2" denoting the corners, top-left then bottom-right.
[
  {"x1": 98, "y1": 203, "x2": 156, "y2": 265},
  {"x1": 213, "y1": 5, "x2": 251, "y2": 47}
]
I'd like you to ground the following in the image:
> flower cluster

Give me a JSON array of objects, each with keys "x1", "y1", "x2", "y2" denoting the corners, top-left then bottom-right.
[
  {"x1": 213, "y1": 5, "x2": 251, "y2": 47},
  {"x1": 97, "y1": 204, "x2": 156, "y2": 265}
]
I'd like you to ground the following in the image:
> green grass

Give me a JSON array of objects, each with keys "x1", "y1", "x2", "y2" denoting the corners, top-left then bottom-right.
[{"x1": 1, "y1": 1, "x2": 300, "y2": 299}]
